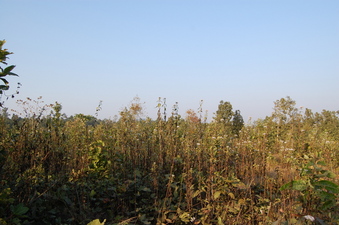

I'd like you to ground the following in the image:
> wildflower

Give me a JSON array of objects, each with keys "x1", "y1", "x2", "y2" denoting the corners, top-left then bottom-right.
[
  {"x1": 190, "y1": 217, "x2": 196, "y2": 222},
  {"x1": 197, "y1": 143, "x2": 201, "y2": 146},
  {"x1": 303, "y1": 215, "x2": 315, "y2": 222}
]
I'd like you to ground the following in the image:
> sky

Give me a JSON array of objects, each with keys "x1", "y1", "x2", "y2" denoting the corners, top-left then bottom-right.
[{"x1": 1, "y1": 0, "x2": 339, "y2": 122}]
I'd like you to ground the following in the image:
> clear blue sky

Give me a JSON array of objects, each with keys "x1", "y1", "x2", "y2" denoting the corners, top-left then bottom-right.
[{"x1": 2, "y1": 0, "x2": 339, "y2": 121}]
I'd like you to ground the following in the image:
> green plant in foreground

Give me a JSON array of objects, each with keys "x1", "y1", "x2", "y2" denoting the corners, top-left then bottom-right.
[
  {"x1": 0, "y1": 40, "x2": 19, "y2": 105},
  {"x1": 0, "y1": 188, "x2": 29, "y2": 225},
  {"x1": 280, "y1": 159, "x2": 339, "y2": 220}
]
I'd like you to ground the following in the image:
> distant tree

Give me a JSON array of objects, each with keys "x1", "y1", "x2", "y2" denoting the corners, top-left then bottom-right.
[
  {"x1": 186, "y1": 109, "x2": 200, "y2": 123},
  {"x1": 74, "y1": 113, "x2": 99, "y2": 126},
  {"x1": 314, "y1": 110, "x2": 339, "y2": 139},
  {"x1": 304, "y1": 108, "x2": 314, "y2": 123},
  {"x1": 213, "y1": 101, "x2": 244, "y2": 137},
  {"x1": 214, "y1": 100, "x2": 234, "y2": 125},
  {"x1": 232, "y1": 109, "x2": 244, "y2": 136},
  {"x1": 213, "y1": 100, "x2": 234, "y2": 138},
  {"x1": 0, "y1": 40, "x2": 20, "y2": 106},
  {"x1": 272, "y1": 96, "x2": 298, "y2": 124},
  {"x1": 129, "y1": 96, "x2": 144, "y2": 119}
]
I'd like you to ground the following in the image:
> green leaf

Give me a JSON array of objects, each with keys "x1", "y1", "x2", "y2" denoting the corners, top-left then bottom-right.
[
  {"x1": 62, "y1": 196, "x2": 72, "y2": 205},
  {"x1": 12, "y1": 217, "x2": 20, "y2": 224},
  {"x1": 141, "y1": 187, "x2": 151, "y2": 192},
  {"x1": 317, "y1": 161, "x2": 326, "y2": 166},
  {"x1": 314, "y1": 180, "x2": 339, "y2": 193},
  {"x1": 0, "y1": 85, "x2": 9, "y2": 90},
  {"x1": 11, "y1": 203, "x2": 29, "y2": 216},
  {"x1": 90, "y1": 190, "x2": 96, "y2": 197},
  {"x1": 280, "y1": 181, "x2": 294, "y2": 191},
  {"x1": 3, "y1": 65, "x2": 17, "y2": 75},
  {"x1": 319, "y1": 199, "x2": 336, "y2": 211},
  {"x1": 326, "y1": 171, "x2": 336, "y2": 179},
  {"x1": 291, "y1": 180, "x2": 308, "y2": 191},
  {"x1": 0, "y1": 78, "x2": 8, "y2": 84},
  {"x1": 134, "y1": 169, "x2": 142, "y2": 178},
  {"x1": 317, "y1": 191, "x2": 335, "y2": 202},
  {"x1": 7, "y1": 72, "x2": 18, "y2": 76},
  {"x1": 280, "y1": 180, "x2": 308, "y2": 191},
  {"x1": 87, "y1": 219, "x2": 106, "y2": 225}
]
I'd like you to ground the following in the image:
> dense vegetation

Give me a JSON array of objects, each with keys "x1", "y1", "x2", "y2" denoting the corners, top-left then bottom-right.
[{"x1": 0, "y1": 96, "x2": 339, "y2": 225}]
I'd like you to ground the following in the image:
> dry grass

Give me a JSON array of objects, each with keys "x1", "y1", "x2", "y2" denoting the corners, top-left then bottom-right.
[{"x1": 0, "y1": 97, "x2": 339, "y2": 224}]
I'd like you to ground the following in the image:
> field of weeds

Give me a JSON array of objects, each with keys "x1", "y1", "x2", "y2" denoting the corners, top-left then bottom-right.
[{"x1": 1, "y1": 96, "x2": 339, "y2": 225}]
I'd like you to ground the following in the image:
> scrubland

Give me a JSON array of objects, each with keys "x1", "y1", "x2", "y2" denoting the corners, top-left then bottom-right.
[{"x1": 1, "y1": 96, "x2": 339, "y2": 225}]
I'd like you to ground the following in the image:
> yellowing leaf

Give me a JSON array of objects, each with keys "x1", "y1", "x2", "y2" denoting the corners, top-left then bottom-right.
[
  {"x1": 192, "y1": 189, "x2": 201, "y2": 198},
  {"x1": 165, "y1": 218, "x2": 173, "y2": 223},
  {"x1": 228, "y1": 192, "x2": 235, "y2": 199},
  {"x1": 87, "y1": 219, "x2": 106, "y2": 225},
  {"x1": 213, "y1": 191, "x2": 222, "y2": 200},
  {"x1": 217, "y1": 216, "x2": 224, "y2": 225}
]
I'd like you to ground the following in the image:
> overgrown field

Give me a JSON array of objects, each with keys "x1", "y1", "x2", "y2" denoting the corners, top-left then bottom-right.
[{"x1": 1, "y1": 97, "x2": 339, "y2": 225}]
